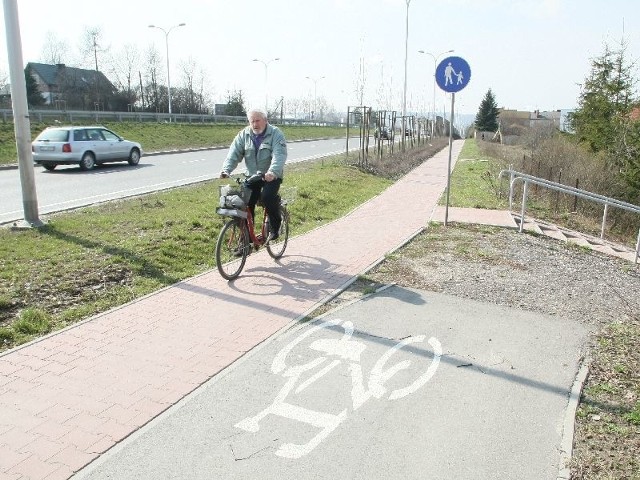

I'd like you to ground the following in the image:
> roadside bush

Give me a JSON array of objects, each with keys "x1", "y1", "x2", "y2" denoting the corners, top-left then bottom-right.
[{"x1": 478, "y1": 133, "x2": 639, "y2": 244}]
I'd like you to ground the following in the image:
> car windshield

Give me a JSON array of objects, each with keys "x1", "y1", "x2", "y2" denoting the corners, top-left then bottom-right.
[{"x1": 36, "y1": 129, "x2": 69, "y2": 142}]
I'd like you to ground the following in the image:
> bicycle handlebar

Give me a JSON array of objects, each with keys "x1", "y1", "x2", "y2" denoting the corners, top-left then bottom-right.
[
  {"x1": 220, "y1": 171, "x2": 265, "y2": 185},
  {"x1": 244, "y1": 171, "x2": 265, "y2": 186}
]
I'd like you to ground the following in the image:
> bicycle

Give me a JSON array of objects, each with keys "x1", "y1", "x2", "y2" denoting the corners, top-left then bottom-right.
[{"x1": 215, "y1": 172, "x2": 291, "y2": 280}]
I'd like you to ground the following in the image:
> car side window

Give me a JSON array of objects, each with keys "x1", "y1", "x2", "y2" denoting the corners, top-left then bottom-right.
[
  {"x1": 88, "y1": 130, "x2": 103, "y2": 141},
  {"x1": 74, "y1": 130, "x2": 88, "y2": 141},
  {"x1": 101, "y1": 130, "x2": 120, "y2": 142}
]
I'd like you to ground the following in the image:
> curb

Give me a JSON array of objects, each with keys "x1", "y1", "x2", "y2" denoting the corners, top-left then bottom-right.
[{"x1": 556, "y1": 358, "x2": 590, "y2": 480}]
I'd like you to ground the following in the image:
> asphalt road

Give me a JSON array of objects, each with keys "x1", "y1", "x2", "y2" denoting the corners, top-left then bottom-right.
[
  {"x1": 72, "y1": 286, "x2": 587, "y2": 480},
  {"x1": 0, "y1": 137, "x2": 352, "y2": 225}
]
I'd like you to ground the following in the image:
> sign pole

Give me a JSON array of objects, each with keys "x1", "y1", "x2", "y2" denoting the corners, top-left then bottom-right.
[
  {"x1": 444, "y1": 92, "x2": 455, "y2": 226},
  {"x1": 434, "y1": 55, "x2": 471, "y2": 228}
]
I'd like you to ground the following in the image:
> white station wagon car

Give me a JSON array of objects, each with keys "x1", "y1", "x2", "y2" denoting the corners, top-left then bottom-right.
[{"x1": 32, "y1": 126, "x2": 143, "y2": 171}]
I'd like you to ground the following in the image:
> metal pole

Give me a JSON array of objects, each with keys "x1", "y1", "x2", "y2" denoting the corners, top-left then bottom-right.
[
  {"x1": 149, "y1": 23, "x2": 185, "y2": 121},
  {"x1": 401, "y1": 0, "x2": 411, "y2": 142},
  {"x1": 163, "y1": 32, "x2": 172, "y2": 119},
  {"x1": 431, "y1": 58, "x2": 437, "y2": 137},
  {"x1": 263, "y1": 63, "x2": 268, "y2": 113},
  {"x1": 305, "y1": 76, "x2": 325, "y2": 121},
  {"x1": 254, "y1": 58, "x2": 279, "y2": 114},
  {"x1": 444, "y1": 92, "x2": 455, "y2": 227},
  {"x1": 3, "y1": 0, "x2": 42, "y2": 227},
  {"x1": 418, "y1": 50, "x2": 453, "y2": 138}
]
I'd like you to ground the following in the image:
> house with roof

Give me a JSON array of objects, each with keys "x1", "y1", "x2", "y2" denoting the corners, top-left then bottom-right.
[{"x1": 26, "y1": 62, "x2": 116, "y2": 110}]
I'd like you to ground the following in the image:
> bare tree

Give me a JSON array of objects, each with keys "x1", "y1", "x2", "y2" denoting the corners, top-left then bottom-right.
[
  {"x1": 194, "y1": 67, "x2": 213, "y2": 114},
  {"x1": 142, "y1": 45, "x2": 163, "y2": 112},
  {"x1": 75, "y1": 27, "x2": 111, "y2": 108},
  {"x1": 40, "y1": 32, "x2": 68, "y2": 65},
  {"x1": 108, "y1": 43, "x2": 140, "y2": 109},
  {"x1": 177, "y1": 57, "x2": 196, "y2": 114},
  {"x1": 77, "y1": 27, "x2": 108, "y2": 71},
  {"x1": 111, "y1": 44, "x2": 139, "y2": 90}
]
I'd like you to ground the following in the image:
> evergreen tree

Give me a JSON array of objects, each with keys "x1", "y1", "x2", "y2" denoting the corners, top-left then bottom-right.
[
  {"x1": 24, "y1": 67, "x2": 45, "y2": 107},
  {"x1": 475, "y1": 89, "x2": 499, "y2": 131},
  {"x1": 567, "y1": 42, "x2": 635, "y2": 154},
  {"x1": 567, "y1": 41, "x2": 640, "y2": 201},
  {"x1": 225, "y1": 90, "x2": 246, "y2": 117}
]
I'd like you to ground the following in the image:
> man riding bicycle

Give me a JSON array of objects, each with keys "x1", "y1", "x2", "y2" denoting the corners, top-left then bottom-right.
[{"x1": 219, "y1": 108, "x2": 288, "y2": 242}]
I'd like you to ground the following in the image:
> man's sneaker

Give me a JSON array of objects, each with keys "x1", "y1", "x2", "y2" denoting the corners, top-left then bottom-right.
[{"x1": 265, "y1": 231, "x2": 279, "y2": 244}]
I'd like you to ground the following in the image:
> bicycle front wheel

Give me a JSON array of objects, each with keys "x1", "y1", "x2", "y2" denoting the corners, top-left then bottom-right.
[
  {"x1": 216, "y1": 219, "x2": 250, "y2": 280},
  {"x1": 266, "y1": 205, "x2": 289, "y2": 259}
]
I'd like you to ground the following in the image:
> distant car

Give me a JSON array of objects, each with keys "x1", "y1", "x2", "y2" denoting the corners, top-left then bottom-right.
[
  {"x1": 374, "y1": 127, "x2": 392, "y2": 140},
  {"x1": 32, "y1": 126, "x2": 143, "y2": 171}
]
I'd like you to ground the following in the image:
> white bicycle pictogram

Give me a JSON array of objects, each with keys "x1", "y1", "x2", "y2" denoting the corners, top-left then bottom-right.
[{"x1": 235, "y1": 318, "x2": 442, "y2": 459}]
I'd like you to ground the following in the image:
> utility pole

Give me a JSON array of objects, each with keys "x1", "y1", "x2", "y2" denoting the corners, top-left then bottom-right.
[
  {"x1": 401, "y1": 0, "x2": 411, "y2": 146},
  {"x1": 92, "y1": 32, "x2": 100, "y2": 109},
  {"x1": 149, "y1": 23, "x2": 186, "y2": 121},
  {"x1": 3, "y1": 0, "x2": 42, "y2": 227},
  {"x1": 253, "y1": 57, "x2": 280, "y2": 115}
]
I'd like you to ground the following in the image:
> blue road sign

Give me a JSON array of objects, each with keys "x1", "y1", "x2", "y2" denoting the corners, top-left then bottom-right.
[{"x1": 435, "y1": 56, "x2": 471, "y2": 93}]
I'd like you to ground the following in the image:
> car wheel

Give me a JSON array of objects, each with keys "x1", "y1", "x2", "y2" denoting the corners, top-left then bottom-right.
[
  {"x1": 128, "y1": 148, "x2": 141, "y2": 166},
  {"x1": 79, "y1": 152, "x2": 95, "y2": 171},
  {"x1": 42, "y1": 164, "x2": 57, "y2": 171}
]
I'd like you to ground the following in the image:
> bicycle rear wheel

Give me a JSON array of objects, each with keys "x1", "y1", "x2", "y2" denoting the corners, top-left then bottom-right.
[
  {"x1": 216, "y1": 219, "x2": 250, "y2": 280},
  {"x1": 266, "y1": 205, "x2": 289, "y2": 259}
]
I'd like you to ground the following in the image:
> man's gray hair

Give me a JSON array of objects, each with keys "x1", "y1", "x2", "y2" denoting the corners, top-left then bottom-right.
[{"x1": 247, "y1": 108, "x2": 268, "y2": 120}]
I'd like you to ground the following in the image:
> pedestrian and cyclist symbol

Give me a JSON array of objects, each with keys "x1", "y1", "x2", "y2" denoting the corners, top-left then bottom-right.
[{"x1": 436, "y1": 56, "x2": 471, "y2": 93}]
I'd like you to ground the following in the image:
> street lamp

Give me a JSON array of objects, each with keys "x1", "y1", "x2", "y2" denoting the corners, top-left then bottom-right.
[
  {"x1": 253, "y1": 57, "x2": 280, "y2": 114},
  {"x1": 418, "y1": 49, "x2": 454, "y2": 137},
  {"x1": 305, "y1": 76, "x2": 325, "y2": 121},
  {"x1": 401, "y1": 0, "x2": 411, "y2": 141},
  {"x1": 148, "y1": 23, "x2": 186, "y2": 120}
]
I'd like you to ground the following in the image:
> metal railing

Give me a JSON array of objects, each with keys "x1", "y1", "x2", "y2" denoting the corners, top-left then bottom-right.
[
  {"x1": 499, "y1": 169, "x2": 640, "y2": 264},
  {"x1": 0, "y1": 108, "x2": 347, "y2": 127}
]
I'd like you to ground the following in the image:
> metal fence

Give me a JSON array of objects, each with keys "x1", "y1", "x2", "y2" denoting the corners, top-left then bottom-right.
[
  {"x1": 499, "y1": 169, "x2": 640, "y2": 264},
  {"x1": 0, "y1": 108, "x2": 347, "y2": 126}
]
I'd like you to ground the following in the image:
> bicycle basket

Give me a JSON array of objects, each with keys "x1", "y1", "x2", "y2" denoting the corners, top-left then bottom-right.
[
  {"x1": 219, "y1": 184, "x2": 242, "y2": 197},
  {"x1": 223, "y1": 195, "x2": 245, "y2": 209},
  {"x1": 218, "y1": 183, "x2": 250, "y2": 210}
]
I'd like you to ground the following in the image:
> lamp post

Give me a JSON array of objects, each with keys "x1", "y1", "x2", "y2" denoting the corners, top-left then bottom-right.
[
  {"x1": 253, "y1": 57, "x2": 280, "y2": 114},
  {"x1": 418, "y1": 49, "x2": 454, "y2": 137},
  {"x1": 401, "y1": 0, "x2": 411, "y2": 142},
  {"x1": 305, "y1": 76, "x2": 325, "y2": 121},
  {"x1": 148, "y1": 22, "x2": 186, "y2": 120}
]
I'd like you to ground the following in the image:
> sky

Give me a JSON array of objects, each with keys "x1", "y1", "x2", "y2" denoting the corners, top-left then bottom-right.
[{"x1": 0, "y1": 0, "x2": 639, "y2": 119}]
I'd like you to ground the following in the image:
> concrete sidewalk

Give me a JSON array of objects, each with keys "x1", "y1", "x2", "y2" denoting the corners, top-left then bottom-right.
[{"x1": 0, "y1": 141, "x2": 463, "y2": 480}]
